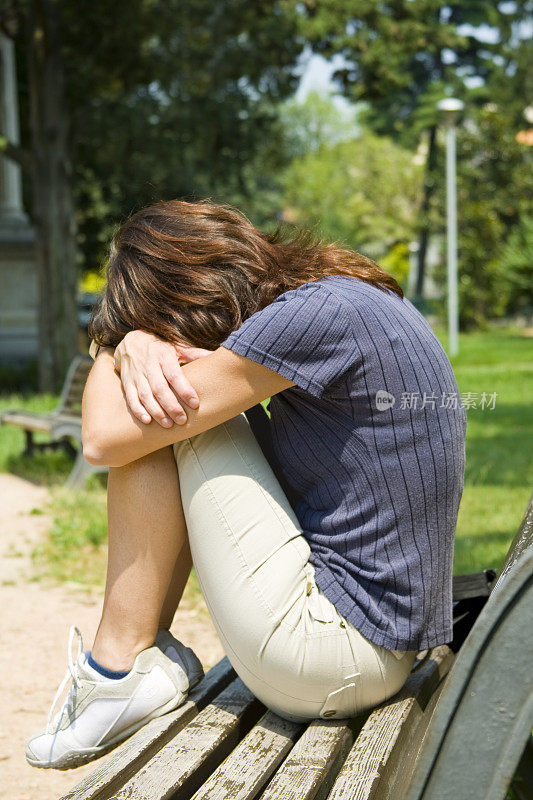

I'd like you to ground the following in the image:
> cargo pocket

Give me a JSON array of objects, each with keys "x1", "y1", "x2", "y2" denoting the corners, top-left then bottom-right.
[
  {"x1": 319, "y1": 673, "x2": 360, "y2": 719},
  {"x1": 306, "y1": 582, "x2": 339, "y2": 625}
]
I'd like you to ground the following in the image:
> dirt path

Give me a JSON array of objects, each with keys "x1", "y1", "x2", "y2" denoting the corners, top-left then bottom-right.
[{"x1": 0, "y1": 473, "x2": 224, "y2": 800}]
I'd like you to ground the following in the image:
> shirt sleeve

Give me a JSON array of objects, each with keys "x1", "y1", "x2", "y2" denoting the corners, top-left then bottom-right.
[{"x1": 220, "y1": 282, "x2": 360, "y2": 398}]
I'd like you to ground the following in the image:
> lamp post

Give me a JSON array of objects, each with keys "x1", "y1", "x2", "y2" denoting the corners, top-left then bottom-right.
[{"x1": 437, "y1": 97, "x2": 464, "y2": 358}]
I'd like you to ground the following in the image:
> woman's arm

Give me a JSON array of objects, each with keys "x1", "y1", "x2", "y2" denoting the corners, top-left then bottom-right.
[{"x1": 82, "y1": 346, "x2": 294, "y2": 467}]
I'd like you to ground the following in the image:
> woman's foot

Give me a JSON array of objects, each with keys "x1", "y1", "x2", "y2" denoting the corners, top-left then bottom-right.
[
  {"x1": 25, "y1": 626, "x2": 201, "y2": 770},
  {"x1": 155, "y1": 628, "x2": 204, "y2": 689}
]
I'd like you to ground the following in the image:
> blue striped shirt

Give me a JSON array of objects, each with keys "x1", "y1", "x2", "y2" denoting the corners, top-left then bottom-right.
[{"x1": 221, "y1": 275, "x2": 466, "y2": 650}]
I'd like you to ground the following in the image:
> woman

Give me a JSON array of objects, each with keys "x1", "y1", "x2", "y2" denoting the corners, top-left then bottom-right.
[{"x1": 26, "y1": 199, "x2": 466, "y2": 770}]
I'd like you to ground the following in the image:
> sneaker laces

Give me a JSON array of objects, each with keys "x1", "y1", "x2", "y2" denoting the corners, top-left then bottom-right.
[{"x1": 46, "y1": 625, "x2": 84, "y2": 733}]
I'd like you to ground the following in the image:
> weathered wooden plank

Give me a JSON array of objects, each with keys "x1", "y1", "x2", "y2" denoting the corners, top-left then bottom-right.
[
  {"x1": 189, "y1": 711, "x2": 303, "y2": 800},
  {"x1": 52, "y1": 414, "x2": 84, "y2": 427},
  {"x1": 258, "y1": 719, "x2": 354, "y2": 800},
  {"x1": 109, "y1": 677, "x2": 266, "y2": 800},
  {"x1": 326, "y1": 645, "x2": 455, "y2": 800},
  {"x1": 0, "y1": 410, "x2": 54, "y2": 432},
  {"x1": 452, "y1": 570, "x2": 496, "y2": 600},
  {"x1": 61, "y1": 658, "x2": 235, "y2": 800},
  {"x1": 367, "y1": 668, "x2": 449, "y2": 800}
]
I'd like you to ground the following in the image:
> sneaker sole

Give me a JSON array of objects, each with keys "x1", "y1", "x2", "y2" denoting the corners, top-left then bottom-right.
[{"x1": 26, "y1": 689, "x2": 188, "y2": 770}]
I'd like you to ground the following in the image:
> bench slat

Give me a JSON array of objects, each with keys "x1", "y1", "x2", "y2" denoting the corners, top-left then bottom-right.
[
  {"x1": 190, "y1": 711, "x2": 303, "y2": 800},
  {"x1": 258, "y1": 719, "x2": 354, "y2": 800},
  {"x1": 60, "y1": 658, "x2": 235, "y2": 800},
  {"x1": 57, "y1": 356, "x2": 93, "y2": 413},
  {"x1": 326, "y1": 645, "x2": 454, "y2": 800},
  {"x1": 50, "y1": 415, "x2": 84, "y2": 439},
  {"x1": 110, "y1": 677, "x2": 266, "y2": 800},
  {"x1": 0, "y1": 410, "x2": 56, "y2": 432}
]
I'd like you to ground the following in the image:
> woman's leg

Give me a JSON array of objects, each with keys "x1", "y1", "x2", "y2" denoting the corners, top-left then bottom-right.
[
  {"x1": 26, "y1": 446, "x2": 201, "y2": 770},
  {"x1": 91, "y1": 446, "x2": 191, "y2": 671},
  {"x1": 173, "y1": 413, "x2": 417, "y2": 723},
  {"x1": 158, "y1": 537, "x2": 192, "y2": 631}
]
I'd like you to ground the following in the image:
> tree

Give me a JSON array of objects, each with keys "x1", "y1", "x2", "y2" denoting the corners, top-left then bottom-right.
[
  {"x1": 289, "y1": 0, "x2": 529, "y2": 298},
  {"x1": 1, "y1": 0, "x2": 303, "y2": 389},
  {"x1": 279, "y1": 89, "x2": 359, "y2": 157},
  {"x1": 67, "y1": 0, "x2": 303, "y2": 267},
  {"x1": 498, "y1": 216, "x2": 533, "y2": 316},
  {"x1": 450, "y1": 104, "x2": 533, "y2": 327},
  {"x1": 282, "y1": 121, "x2": 422, "y2": 277}
]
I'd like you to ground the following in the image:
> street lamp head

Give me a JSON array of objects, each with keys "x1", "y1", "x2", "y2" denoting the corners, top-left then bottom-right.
[{"x1": 437, "y1": 98, "x2": 465, "y2": 125}]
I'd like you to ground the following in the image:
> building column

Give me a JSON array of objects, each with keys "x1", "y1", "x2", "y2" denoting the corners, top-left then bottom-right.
[
  {"x1": 0, "y1": 32, "x2": 37, "y2": 365},
  {"x1": 0, "y1": 32, "x2": 30, "y2": 227}
]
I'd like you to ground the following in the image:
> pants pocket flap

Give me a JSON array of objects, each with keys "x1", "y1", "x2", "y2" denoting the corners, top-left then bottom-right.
[{"x1": 319, "y1": 677, "x2": 360, "y2": 719}]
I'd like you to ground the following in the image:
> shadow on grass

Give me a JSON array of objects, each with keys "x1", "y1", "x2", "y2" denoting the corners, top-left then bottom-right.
[
  {"x1": 6, "y1": 450, "x2": 73, "y2": 487},
  {"x1": 6, "y1": 449, "x2": 108, "y2": 490}
]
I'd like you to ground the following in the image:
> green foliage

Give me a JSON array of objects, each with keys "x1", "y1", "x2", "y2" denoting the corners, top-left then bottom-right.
[
  {"x1": 283, "y1": 126, "x2": 422, "y2": 259},
  {"x1": 13, "y1": 1, "x2": 305, "y2": 269},
  {"x1": 80, "y1": 270, "x2": 107, "y2": 294},
  {"x1": 380, "y1": 242, "x2": 410, "y2": 287},
  {"x1": 431, "y1": 106, "x2": 533, "y2": 328},
  {"x1": 290, "y1": 0, "x2": 532, "y2": 324},
  {"x1": 292, "y1": 0, "x2": 524, "y2": 143},
  {"x1": 279, "y1": 90, "x2": 359, "y2": 157},
  {"x1": 498, "y1": 217, "x2": 533, "y2": 314},
  {"x1": 48, "y1": 0, "x2": 305, "y2": 268}
]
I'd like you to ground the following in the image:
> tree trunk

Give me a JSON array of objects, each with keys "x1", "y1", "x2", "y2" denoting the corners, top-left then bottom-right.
[
  {"x1": 416, "y1": 124, "x2": 438, "y2": 298},
  {"x1": 26, "y1": 0, "x2": 77, "y2": 392}
]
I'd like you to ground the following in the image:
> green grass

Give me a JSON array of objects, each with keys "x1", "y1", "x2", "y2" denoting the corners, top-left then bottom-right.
[
  {"x1": 443, "y1": 328, "x2": 532, "y2": 574},
  {"x1": 0, "y1": 326, "x2": 531, "y2": 586},
  {"x1": 32, "y1": 485, "x2": 109, "y2": 586},
  {"x1": 0, "y1": 393, "x2": 110, "y2": 586}
]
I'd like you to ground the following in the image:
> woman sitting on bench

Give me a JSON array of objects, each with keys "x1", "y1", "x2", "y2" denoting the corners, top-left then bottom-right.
[{"x1": 26, "y1": 199, "x2": 466, "y2": 770}]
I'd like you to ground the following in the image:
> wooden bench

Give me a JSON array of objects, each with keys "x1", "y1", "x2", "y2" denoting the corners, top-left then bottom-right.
[
  {"x1": 1, "y1": 355, "x2": 106, "y2": 489},
  {"x1": 61, "y1": 495, "x2": 533, "y2": 800}
]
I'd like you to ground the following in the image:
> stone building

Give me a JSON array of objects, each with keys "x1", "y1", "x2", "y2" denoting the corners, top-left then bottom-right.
[{"x1": 0, "y1": 33, "x2": 38, "y2": 367}]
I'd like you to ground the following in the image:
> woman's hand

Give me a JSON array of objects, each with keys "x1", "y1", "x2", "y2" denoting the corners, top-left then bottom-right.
[{"x1": 113, "y1": 331, "x2": 213, "y2": 427}]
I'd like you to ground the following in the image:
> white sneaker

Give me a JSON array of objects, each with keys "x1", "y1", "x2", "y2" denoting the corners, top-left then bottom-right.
[
  {"x1": 26, "y1": 626, "x2": 193, "y2": 770},
  {"x1": 155, "y1": 629, "x2": 204, "y2": 689}
]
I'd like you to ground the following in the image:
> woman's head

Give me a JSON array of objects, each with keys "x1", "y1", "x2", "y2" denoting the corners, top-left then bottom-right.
[{"x1": 89, "y1": 198, "x2": 403, "y2": 350}]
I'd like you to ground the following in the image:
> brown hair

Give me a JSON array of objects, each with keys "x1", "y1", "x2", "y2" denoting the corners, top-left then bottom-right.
[{"x1": 89, "y1": 198, "x2": 403, "y2": 350}]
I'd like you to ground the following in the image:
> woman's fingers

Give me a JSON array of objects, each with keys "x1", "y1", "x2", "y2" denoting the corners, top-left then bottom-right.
[
  {"x1": 115, "y1": 332, "x2": 202, "y2": 425},
  {"x1": 136, "y1": 372, "x2": 177, "y2": 428},
  {"x1": 161, "y1": 356, "x2": 199, "y2": 410},
  {"x1": 175, "y1": 345, "x2": 214, "y2": 363},
  {"x1": 146, "y1": 364, "x2": 189, "y2": 425},
  {"x1": 121, "y1": 360, "x2": 174, "y2": 427},
  {"x1": 120, "y1": 364, "x2": 152, "y2": 424}
]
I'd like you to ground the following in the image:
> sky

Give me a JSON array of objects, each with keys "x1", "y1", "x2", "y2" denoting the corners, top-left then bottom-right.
[{"x1": 295, "y1": 48, "x2": 353, "y2": 112}]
